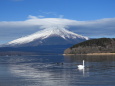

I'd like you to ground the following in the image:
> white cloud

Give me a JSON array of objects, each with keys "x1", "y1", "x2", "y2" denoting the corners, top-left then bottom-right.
[
  {"x1": 38, "y1": 15, "x2": 45, "y2": 18},
  {"x1": 38, "y1": 10, "x2": 64, "y2": 18},
  {"x1": 41, "y1": 11, "x2": 57, "y2": 16},
  {"x1": 0, "y1": 15, "x2": 115, "y2": 44},
  {"x1": 59, "y1": 15, "x2": 64, "y2": 18},
  {"x1": 28, "y1": 15, "x2": 38, "y2": 19}
]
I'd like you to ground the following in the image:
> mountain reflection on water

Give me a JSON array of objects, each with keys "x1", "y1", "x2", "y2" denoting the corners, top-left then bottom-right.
[{"x1": 0, "y1": 55, "x2": 115, "y2": 86}]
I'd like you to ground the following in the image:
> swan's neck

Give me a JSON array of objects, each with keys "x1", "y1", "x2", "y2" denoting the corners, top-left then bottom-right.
[{"x1": 83, "y1": 60, "x2": 85, "y2": 66}]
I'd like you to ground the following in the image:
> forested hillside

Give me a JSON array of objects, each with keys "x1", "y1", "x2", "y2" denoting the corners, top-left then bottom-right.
[{"x1": 64, "y1": 38, "x2": 115, "y2": 54}]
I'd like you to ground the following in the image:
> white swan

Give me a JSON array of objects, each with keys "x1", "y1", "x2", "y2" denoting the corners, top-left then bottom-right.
[{"x1": 78, "y1": 60, "x2": 85, "y2": 69}]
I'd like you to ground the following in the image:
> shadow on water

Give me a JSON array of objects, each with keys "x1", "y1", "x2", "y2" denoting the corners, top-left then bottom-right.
[
  {"x1": 64, "y1": 55, "x2": 115, "y2": 72},
  {"x1": 64, "y1": 55, "x2": 115, "y2": 62},
  {"x1": 0, "y1": 55, "x2": 115, "y2": 86}
]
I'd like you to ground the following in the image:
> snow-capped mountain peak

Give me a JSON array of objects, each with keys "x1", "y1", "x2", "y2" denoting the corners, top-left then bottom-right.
[{"x1": 7, "y1": 27, "x2": 89, "y2": 46}]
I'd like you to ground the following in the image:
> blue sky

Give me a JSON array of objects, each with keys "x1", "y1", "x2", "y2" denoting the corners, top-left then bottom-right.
[
  {"x1": 0, "y1": 0, "x2": 115, "y2": 21},
  {"x1": 0, "y1": 0, "x2": 115, "y2": 44}
]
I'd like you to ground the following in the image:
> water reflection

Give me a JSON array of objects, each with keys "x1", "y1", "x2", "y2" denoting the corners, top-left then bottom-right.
[
  {"x1": 0, "y1": 55, "x2": 115, "y2": 86},
  {"x1": 9, "y1": 63, "x2": 76, "y2": 86},
  {"x1": 64, "y1": 55, "x2": 115, "y2": 62},
  {"x1": 8, "y1": 55, "x2": 90, "y2": 86},
  {"x1": 64, "y1": 55, "x2": 115, "y2": 84},
  {"x1": 65, "y1": 55, "x2": 115, "y2": 72}
]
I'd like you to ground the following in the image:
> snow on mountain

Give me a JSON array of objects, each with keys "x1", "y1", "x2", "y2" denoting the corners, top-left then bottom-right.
[{"x1": 7, "y1": 27, "x2": 89, "y2": 46}]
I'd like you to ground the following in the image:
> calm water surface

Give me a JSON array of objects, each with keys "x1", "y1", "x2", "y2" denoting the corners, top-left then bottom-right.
[{"x1": 0, "y1": 55, "x2": 115, "y2": 86}]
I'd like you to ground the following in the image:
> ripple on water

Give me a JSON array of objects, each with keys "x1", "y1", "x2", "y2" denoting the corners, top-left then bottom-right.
[{"x1": 0, "y1": 55, "x2": 115, "y2": 86}]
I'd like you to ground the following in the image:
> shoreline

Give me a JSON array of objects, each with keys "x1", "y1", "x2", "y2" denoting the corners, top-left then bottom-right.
[{"x1": 63, "y1": 53, "x2": 115, "y2": 56}]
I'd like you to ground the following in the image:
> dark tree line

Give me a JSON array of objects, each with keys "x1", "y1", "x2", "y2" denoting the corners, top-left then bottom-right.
[
  {"x1": 71, "y1": 38, "x2": 114, "y2": 48},
  {"x1": 65, "y1": 38, "x2": 115, "y2": 54}
]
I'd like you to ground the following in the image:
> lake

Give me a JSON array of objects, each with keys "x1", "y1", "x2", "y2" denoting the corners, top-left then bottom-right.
[{"x1": 0, "y1": 55, "x2": 115, "y2": 86}]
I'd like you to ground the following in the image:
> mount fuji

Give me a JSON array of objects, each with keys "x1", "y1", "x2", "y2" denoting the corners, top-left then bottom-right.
[{"x1": 0, "y1": 27, "x2": 89, "y2": 55}]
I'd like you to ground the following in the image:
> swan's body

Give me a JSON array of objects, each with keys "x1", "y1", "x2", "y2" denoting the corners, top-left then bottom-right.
[{"x1": 78, "y1": 60, "x2": 85, "y2": 69}]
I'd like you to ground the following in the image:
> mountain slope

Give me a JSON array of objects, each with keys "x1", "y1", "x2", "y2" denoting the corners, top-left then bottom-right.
[
  {"x1": 64, "y1": 38, "x2": 115, "y2": 54},
  {"x1": 0, "y1": 28, "x2": 89, "y2": 55},
  {"x1": 6, "y1": 28, "x2": 89, "y2": 47}
]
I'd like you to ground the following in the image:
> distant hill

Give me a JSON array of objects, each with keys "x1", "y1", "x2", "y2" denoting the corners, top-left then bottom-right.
[{"x1": 64, "y1": 38, "x2": 115, "y2": 54}]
